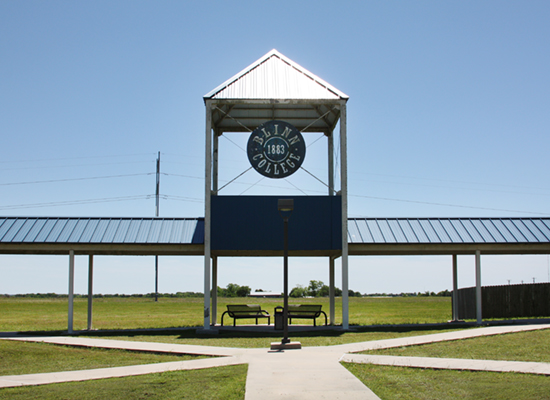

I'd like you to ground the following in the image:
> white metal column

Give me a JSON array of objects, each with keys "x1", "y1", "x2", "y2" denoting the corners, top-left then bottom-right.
[
  {"x1": 328, "y1": 132, "x2": 334, "y2": 195},
  {"x1": 203, "y1": 102, "x2": 213, "y2": 329},
  {"x1": 475, "y1": 250, "x2": 482, "y2": 324},
  {"x1": 213, "y1": 129, "x2": 219, "y2": 194},
  {"x1": 340, "y1": 101, "x2": 349, "y2": 330},
  {"x1": 87, "y1": 255, "x2": 93, "y2": 330},
  {"x1": 452, "y1": 254, "x2": 458, "y2": 321},
  {"x1": 68, "y1": 250, "x2": 75, "y2": 334},
  {"x1": 212, "y1": 256, "x2": 218, "y2": 325},
  {"x1": 329, "y1": 257, "x2": 335, "y2": 325}
]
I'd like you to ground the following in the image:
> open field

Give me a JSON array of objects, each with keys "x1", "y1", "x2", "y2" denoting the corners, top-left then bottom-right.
[
  {"x1": 0, "y1": 364, "x2": 248, "y2": 400},
  {"x1": 362, "y1": 328, "x2": 550, "y2": 363},
  {"x1": 0, "y1": 340, "x2": 203, "y2": 376},
  {"x1": 2, "y1": 296, "x2": 549, "y2": 399},
  {"x1": 343, "y1": 364, "x2": 550, "y2": 400},
  {"x1": 0, "y1": 296, "x2": 452, "y2": 332}
]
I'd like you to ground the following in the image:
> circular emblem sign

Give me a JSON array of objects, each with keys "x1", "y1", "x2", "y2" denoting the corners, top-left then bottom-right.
[{"x1": 247, "y1": 120, "x2": 306, "y2": 179}]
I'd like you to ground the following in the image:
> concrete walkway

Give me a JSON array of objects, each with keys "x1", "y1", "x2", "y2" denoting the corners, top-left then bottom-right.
[{"x1": 1, "y1": 323, "x2": 549, "y2": 399}]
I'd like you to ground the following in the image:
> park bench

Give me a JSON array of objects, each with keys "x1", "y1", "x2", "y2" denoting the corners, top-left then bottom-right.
[
  {"x1": 287, "y1": 304, "x2": 327, "y2": 326},
  {"x1": 221, "y1": 304, "x2": 271, "y2": 326}
]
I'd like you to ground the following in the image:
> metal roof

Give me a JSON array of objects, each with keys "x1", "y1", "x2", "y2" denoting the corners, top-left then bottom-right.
[
  {"x1": 204, "y1": 49, "x2": 348, "y2": 101},
  {"x1": 203, "y1": 50, "x2": 347, "y2": 134},
  {"x1": 1, "y1": 216, "x2": 549, "y2": 256},
  {"x1": 0, "y1": 217, "x2": 204, "y2": 256},
  {"x1": 348, "y1": 217, "x2": 550, "y2": 255}
]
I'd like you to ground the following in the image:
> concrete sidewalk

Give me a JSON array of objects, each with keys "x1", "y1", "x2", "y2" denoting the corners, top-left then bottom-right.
[{"x1": 1, "y1": 323, "x2": 549, "y2": 399}]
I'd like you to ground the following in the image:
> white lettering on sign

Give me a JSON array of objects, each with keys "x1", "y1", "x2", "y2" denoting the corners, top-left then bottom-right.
[{"x1": 247, "y1": 120, "x2": 306, "y2": 179}]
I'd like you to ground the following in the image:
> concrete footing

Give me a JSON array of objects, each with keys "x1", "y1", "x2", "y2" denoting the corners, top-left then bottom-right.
[{"x1": 270, "y1": 341, "x2": 302, "y2": 350}]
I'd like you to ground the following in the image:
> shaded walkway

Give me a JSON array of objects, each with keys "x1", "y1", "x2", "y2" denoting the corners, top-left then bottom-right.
[{"x1": 1, "y1": 323, "x2": 549, "y2": 399}]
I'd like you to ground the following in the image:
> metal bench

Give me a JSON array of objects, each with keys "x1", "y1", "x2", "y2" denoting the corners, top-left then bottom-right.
[
  {"x1": 221, "y1": 304, "x2": 271, "y2": 326},
  {"x1": 288, "y1": 304, "x2": 327, "y2": 326}
]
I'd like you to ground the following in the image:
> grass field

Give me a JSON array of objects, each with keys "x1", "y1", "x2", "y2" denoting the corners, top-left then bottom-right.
[
  {"x1": 0, "y1": 364, "x2": 248, "y2": 400},
  {"x1": 1, "y1": 296, "x2": 548, "y2": 399},
  {"x1": 0, "y1": 296, "x2": 453, "y2": 332}
]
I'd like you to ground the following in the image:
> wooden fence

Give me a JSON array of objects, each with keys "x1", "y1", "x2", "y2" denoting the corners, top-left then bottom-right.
[{"x1": 454, "y1": 282, "x2": 550, "y2": 320}]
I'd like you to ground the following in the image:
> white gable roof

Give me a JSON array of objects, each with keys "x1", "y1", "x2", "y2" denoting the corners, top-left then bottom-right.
[{"x1": 204, "y1": 49, "x2": 348, "y2": 101}]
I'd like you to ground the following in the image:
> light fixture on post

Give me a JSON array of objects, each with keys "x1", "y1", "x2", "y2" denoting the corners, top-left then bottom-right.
[{"x1": 271, "y1": 198, "x2": 301, "y2": 350}]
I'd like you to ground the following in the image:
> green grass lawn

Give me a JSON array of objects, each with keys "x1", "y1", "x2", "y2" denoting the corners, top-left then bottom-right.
[
  {"x1": 0, "y1": 364, "x2": 248, "y2": 400},
  {"x1": 361, "y1": 328, "x2": 550, "y2": 363},
  {"x1": 2, "y1": 296, "x2": 548, "y2": 400},
  {"x1": 0, "y1": 340, "x2": 204, "y2": 376},
  {"x1": 0, "y1": 296, "x2": 453, "y2": 332},
  {"x1": 344, "y1": 328, "x2": 550, "y2": 399},
  {"x1": 343, "y1": 364, "x2": 550, "y2": 400}
]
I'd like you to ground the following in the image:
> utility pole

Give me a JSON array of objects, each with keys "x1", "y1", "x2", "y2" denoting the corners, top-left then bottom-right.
[{"x1": 155, "y1": 151, "x2": 160, "y2": 302}]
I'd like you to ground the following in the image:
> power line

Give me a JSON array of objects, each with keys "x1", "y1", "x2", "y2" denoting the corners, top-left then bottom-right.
[
  {"x1": 0, "y1": 160, "x2": 154, "y2": 172},
  {"x1": 0, "y1": 195, "x2": 153, "y2": 211},
  {"x1": 348, "y1": 193, "x2": 550, "y2": 216},
  {"x1": 0, "y1": 173, "x2": 152, "y2": 187},
  {"x1": 0, "y1": 152, "x2": 156, "y2": 165}
]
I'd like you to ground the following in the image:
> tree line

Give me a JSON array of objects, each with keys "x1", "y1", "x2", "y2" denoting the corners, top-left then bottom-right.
[{"x1": 2, "y1": 287, "x2": 452, "y2": 299}]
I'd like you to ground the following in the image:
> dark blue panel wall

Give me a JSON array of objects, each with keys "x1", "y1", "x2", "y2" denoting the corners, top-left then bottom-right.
[{"x1": 211, "y1": 196, "x2": 342, "y2": 251}]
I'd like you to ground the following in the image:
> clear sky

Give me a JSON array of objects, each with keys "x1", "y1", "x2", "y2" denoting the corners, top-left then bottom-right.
[{"x1": 1, "y1": 1, "x2": 549, "y2": 295}]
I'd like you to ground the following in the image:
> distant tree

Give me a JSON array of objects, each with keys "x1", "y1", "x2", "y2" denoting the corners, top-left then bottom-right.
[
  {"x1": 290, "y1": 285, "x2": 307, "y2": 298},
  {"x1": 236, "y1": 285, "x2": 251, "y2": 297},
  {"x1": 307, "y1": 280, "x2": 324, "y2": 297},
  {"x1": 318, "y1": 285, "x2": 330, "y2": 297}
]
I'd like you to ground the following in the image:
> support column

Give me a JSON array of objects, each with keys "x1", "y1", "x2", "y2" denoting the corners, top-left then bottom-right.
[
  {"x1": 452, "y1": 254, "x2": 458, "y2": 321},
  {"x1": 68, "y1": 250, "x2": 75, "y2": 334},
  {"x1": 213, "y1": 129, "x2": 219, "y2": 194},
  {"x1": 212, "y1": 256, "x2": 218, "y2": 325},
  {"x1": 329, "y1": 257, "x2": 335, "y2": 325},
  {"x1": 203, "y1": 102, "x2": 213, "y2": 329},
  {"x1": 328, "y1": 132, "x2": 334, "y2": 196},
  {"x1": 475, "y1": 250, "x2": 482, "y2": 325},
  {"x1": 87, "y1": 255, "x2": 93, "y2": 330},
  {"x1": 339, "y1": 101, "x2": 349, "y2": 330}
]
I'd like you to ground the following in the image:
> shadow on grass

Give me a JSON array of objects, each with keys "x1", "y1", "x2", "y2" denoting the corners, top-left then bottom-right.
[
  {"x1": 9, "y1": 318, "x2": 549, "y2": 343},
  {"x1": 9, "y1": 322, "x2": 475, "y2": 341}
]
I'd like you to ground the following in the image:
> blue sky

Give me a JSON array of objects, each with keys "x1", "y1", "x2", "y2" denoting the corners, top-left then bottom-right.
[{"x1": 1, "y1": 1, "x2": 549, "y2": 296}]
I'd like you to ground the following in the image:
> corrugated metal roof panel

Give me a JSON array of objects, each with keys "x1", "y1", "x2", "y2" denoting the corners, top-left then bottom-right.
[
  {"x1": 135, "y1": 219, "x2": 152, "y2": 243},
  {"x1": 441, "y1": 220, "x2": 463, "y2": 242},
  {"x1": 523, "y1": 219, "x2": 547, "y2": 242},
  {"x1": 58, "y1": 219, "x2": 78, "y2": 242},
  {"x1": 354, "y1": 219, "x2": 372, "y2": 243},
  {"x1": 399, "y1": 220, "x2": 419, "y2": 243},
  {"x1": 0, "y1": 217, "x2": 203, "y2": 245},
  {"x1": 533, "y1": 219, "x2": 550, "y2": 241},
  {"x1": 101, "y1": 220, "x2": 120, "y2": 242},
  {"x1": 431, "y1": 220, "x2": 452, "y2": 243},
  {"x1": 480, "y1": 220, "x2": 506, "y2": 242},
  {"x1": 68, "y1": 219, "x2": 88, "y2": 242},
  {"x1": 205, "y1": 49, "x2": 348, "y2": 101},
  {"x1": 388, "y1": 220, "x2": 407, "y2": 243},
  {"x1": 408, "y1": 220, "x2": 429, "y2": 242},
  {"x1": 124, "y1": 219, "x2": 142, "y2": 243},
  {"x1": 79, "y1": 219, "x2": 100, "y2": 243},
  {"x1": 0, "y1": 218, "x2": 16, "y2": 240},
  {"x1": 91, "y1": 219, "x2": 110, "y2": 242},
  {"x1": 366, "y1": 220, "x2": 385, "y2": 243},
  {"x1": 13, "y1": 219, "x2": 35, "y2": 242},
  {"x1": 502, "y1": 219, "x2": 528, "y2": 242},
  {"x1": 348, "y1": 218, "x2": 550, "y2": 245},
  {"x1": 347, "y1": 219, "x2": 362, "y2": 243},
  {"x1": 3, "y1": 219, "x2": 26, "y2": 242},
  {"x1": 23, "y1": 219, "x2": 47, "y2": 242},
  {"x1": 471, "y1": 220, "x2": 495, "y2": 243}
]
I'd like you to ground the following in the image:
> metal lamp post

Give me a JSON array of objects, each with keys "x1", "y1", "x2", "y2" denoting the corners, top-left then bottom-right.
[{"x1": 278, "y1": 199, "x2": 294, "y2": 345}]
